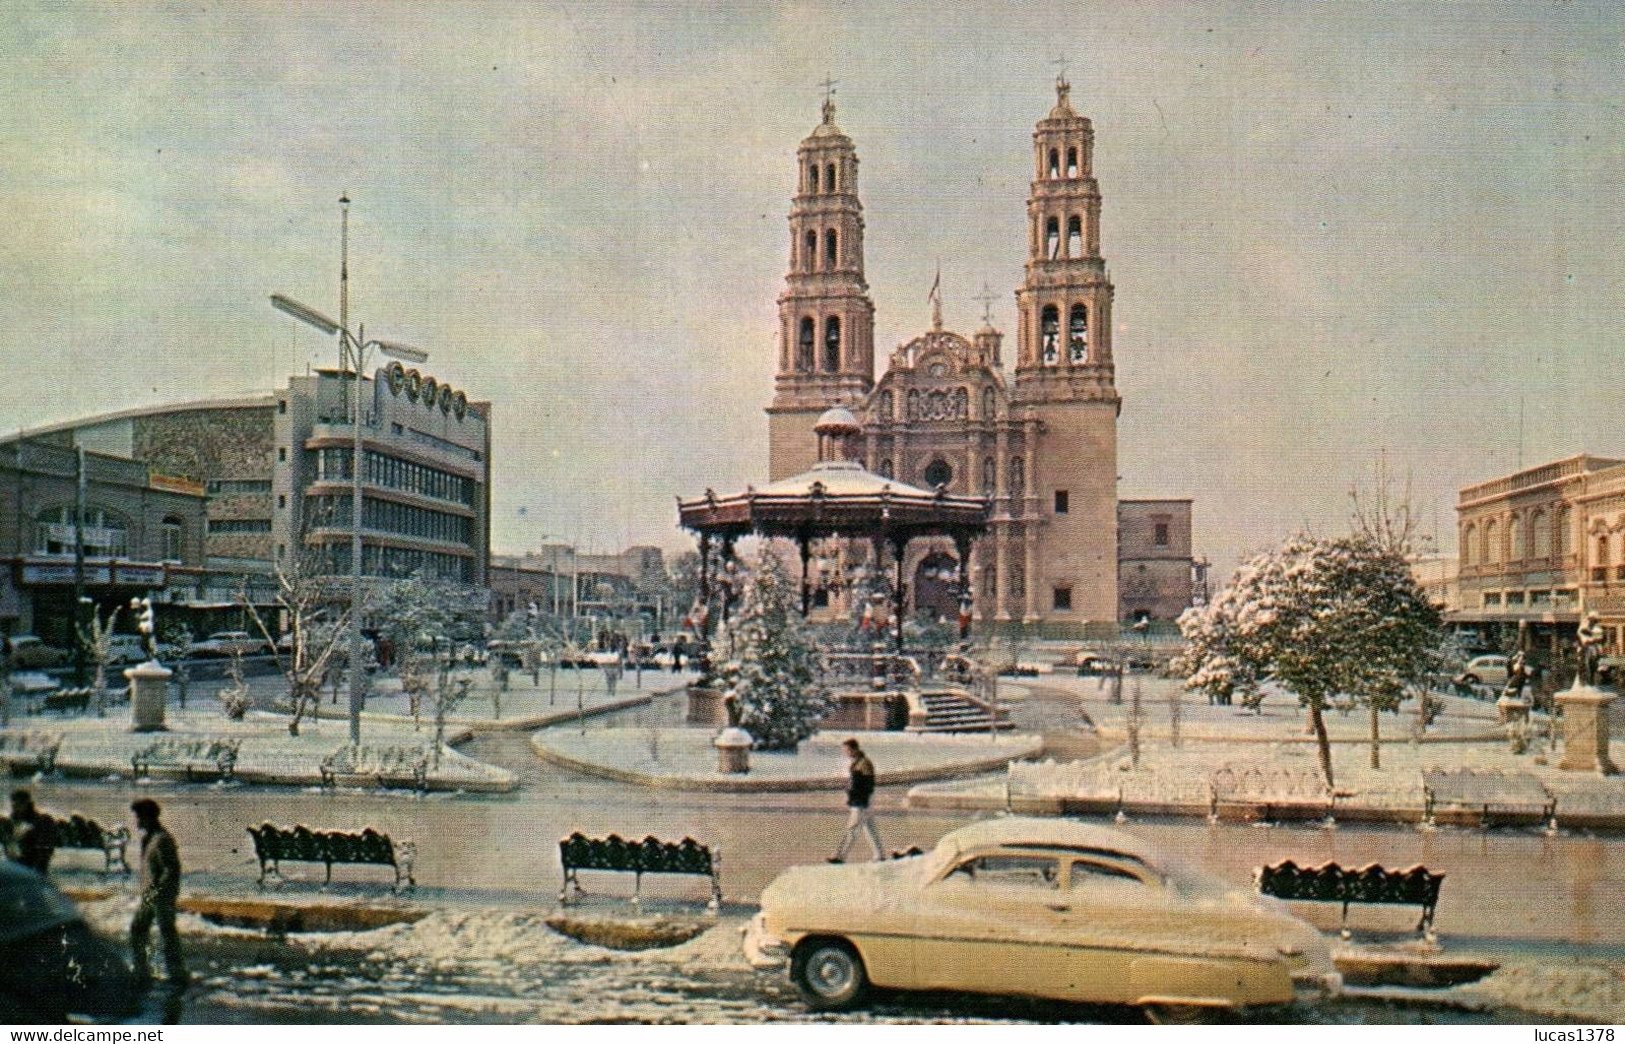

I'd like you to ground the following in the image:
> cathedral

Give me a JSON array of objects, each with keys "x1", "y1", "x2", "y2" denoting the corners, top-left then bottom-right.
[{"x1": 765, "y1": 79, "x2": 1192, "y2": 636}]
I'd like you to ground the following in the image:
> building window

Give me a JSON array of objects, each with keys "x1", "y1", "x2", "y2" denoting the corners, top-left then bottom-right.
[
  {"x1": 1531, "y1": 510, "x2": 1549, "y2": 558},
  {"x1": 1047, "y1": 148, "x2": 1060, "y2": 178},
  {"x1": 824, "y1": 316, "x2": 841, "y2": 372},
  {"x1": 1069, "y1": 303, "x2": 1088, "y2": 362},
  {"x1": 1040, "y1": 306, "x2": 1059, "y2": 364},
  {"x1": 1462, "y1": 523, "x2": 1476, "y2": 566},
  {"x1": 1506, "y1": 591, "x2": 1526, "y2": 606},
  {"x1": 1066, "y1": 147, "x2": 1079, "y2": 177},
  {"x1": 1510, "y1": 516, "x2": 1523, "y2": 560},
  {"x1": 826, "y1": 162, "x2": 837, "y2": 191},
  {"x1": 1067, "y1": 215, "x2": 1083, "y2": 258},
  {"x1": 1054, "y1": 489, "x2": 1069, "y2": 514},
  {"x1": 1483, "y1": 520, "x2": 1498, "y2": 564},
  {"x1": 1053, "y1": 586, "x2": 1072, "y2": 611},
  {"x1": 1045, "y1": 217, "x2": 1060, "y2": 260},
  {"x1": 277, "y1": 494, "x2": 286, "y2": 510},
  {"x1": 1154, "y1": 522, "x2": 1170, "y2": 547},
  {"x1": 276, "y1": 543, "x2": 284, "y2": 560},
  {"x1": 808, "y1": 164, "x2": 819, "y2": 192},
  {"x1": 206, "y1": 479, "x2": 272, "y2": 496},
  {"x1": 923, "y1": 458, "x2": 953, "y2": 489},
  {"x1": 825, "y1": 228, "x2": 838, "y2": 269},
  {"x1": 278, "y1": 447, "x2": 287, "y2": 462},
  {"x1": 983, "y1": 456, "x2": 996, "y2": 492},
  {"x1": 207, "y1": 518, "x2": 272, "y2": 534},
  {"x1": 35, "y1": 506, "x2": 129, "y2": 558},
  {"x1": 798, "y1": 316, "x2": 815, "y2": 371},
  {"x1": 803, "y1": 230, "x2": 816, "y2": 272},
  {"x1": 982, "y1": 387, "x2": 997, "y2": 421},
  {"x1": 278, "y1": 399, "x2": 287, "y2": 414},
  {"x1": 1483, "y1": 592, "x2": 1502, "y2": 607},
  {"x1": 1009, "y1": 456, "x2": 1025, "y2": 498},
  {"x1": 878, "y1": 458, "x2": 893, "y2": 479},
  {"x1": 161, "y1": 517, "x2": 184, "y2": 563}
]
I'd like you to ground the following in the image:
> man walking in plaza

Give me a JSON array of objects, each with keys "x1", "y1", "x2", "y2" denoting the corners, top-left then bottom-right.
[
  {"x1": 130, "y1": 798, "x2": 186, "y2": 986},
  {"x1": 829, "y1": 738, "x2": 883, "y2": 863}
]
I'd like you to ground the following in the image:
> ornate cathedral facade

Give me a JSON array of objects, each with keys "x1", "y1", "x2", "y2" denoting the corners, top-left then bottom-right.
[{"x1": 766, "y1": 81, "x2": 1190, "y2": 634}]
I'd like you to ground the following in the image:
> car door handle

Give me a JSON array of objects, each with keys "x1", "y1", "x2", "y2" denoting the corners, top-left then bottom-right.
[{"x1": 1046, "y1": 902, "x2": 1071, "y2": 912}]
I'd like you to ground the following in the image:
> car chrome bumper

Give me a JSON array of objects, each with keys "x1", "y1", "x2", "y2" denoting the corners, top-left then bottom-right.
[{"x1": 742, "y1": 913, "x2": 789, "y2": 969}]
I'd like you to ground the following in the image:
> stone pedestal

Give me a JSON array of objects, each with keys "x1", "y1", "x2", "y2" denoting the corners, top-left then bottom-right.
[
  {"x1": 1496, "y1": 695, "x2": 1531, "y2": 725},
  {"x1": 126, "y1": 660, "x2": 172, "y2": 733},
  {"x1": 714, "y1": 727, "x2": 752, "y2": 774},
  {"x1": 1555, "y1": 685, "x2": 1616, "y2": 774}
]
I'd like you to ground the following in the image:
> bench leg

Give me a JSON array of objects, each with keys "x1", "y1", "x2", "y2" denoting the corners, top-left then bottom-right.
[
  {"x1": 257, "y1": 859, "x2": 268, "y2": 889},
  {"x1": 709, "y1": 872, "x2": 721, "y2": 914},
  {"x1": 1418, "y1": 903, "x2": 1437, "y2": 943},
  {"x1": 324, "y1": 860, "x2": 333, "y2": 889},
  {"x1": 1340, "y1": 900, "x2": 1352, "y2": 941},
  {"x1": 633, "y1": 871, "x2": 642, "y2": 911}
]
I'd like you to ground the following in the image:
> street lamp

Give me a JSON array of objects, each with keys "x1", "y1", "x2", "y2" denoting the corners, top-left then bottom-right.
[{"x1": 270, "y1": 290, "x2": 428, "y2": 745}]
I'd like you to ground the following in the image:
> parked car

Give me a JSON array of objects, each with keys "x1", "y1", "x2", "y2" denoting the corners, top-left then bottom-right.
[
  {"x1": 104, "y1": 634, "x2": 150, "y2": 665},
  {"x1": 7, "y1": 635, "x2": 71, "y2": 669},
  {"x1": 187, "y1": 631, "x2": 268, "y2": 658},
  {"x1": 744, "y1": 817, "x2": 1338, "y2": 1014},
  {"x1": 1460, "y1": 654, "x2": 1509, "y2": 687}
]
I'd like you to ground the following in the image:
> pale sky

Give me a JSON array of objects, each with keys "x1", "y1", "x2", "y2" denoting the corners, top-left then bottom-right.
[{"x1": 3, "y1": 1, "x2": 1622, "y2": 571}]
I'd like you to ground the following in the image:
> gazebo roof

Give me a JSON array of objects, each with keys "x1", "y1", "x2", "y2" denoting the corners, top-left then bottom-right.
[{"x1": 677, "y1": 460, "x2": 989, "y2": 542}]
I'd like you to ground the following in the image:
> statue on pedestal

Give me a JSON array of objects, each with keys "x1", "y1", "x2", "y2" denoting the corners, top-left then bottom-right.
[{"x1": 1576, "y1": 611, "x2": 1604, "y2": 687}]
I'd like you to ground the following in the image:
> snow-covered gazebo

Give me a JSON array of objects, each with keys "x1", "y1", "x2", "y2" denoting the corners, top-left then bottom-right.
[{"x1": 677, "y1": 408, "x2": 990, "y2": 653}]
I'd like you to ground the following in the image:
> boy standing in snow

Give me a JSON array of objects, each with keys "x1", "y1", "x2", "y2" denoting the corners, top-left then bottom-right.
[
  {"x1": 130, "y1": 798, "x2": 186, "y2": 986},
  {"x1": 829, "y1": 738, "x2": 883, "y2": 863}
]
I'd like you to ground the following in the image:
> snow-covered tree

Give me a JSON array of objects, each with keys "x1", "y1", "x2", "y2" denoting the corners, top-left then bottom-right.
[
  {"x1": 1178, "y1": 534, "x2": 1441, "y2": 786},
  {"x1": 715, "y1": 549, "x2": 833, "y2": 751},
  {"x1": 242, "y1": 554, "x2": 350, "y2": 737},
  {"x1": 77, "y1": 606, "x2": 119, "y2": 718}
]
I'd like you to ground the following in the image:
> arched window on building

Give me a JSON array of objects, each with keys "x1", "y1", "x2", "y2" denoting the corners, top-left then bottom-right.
[
  {"x1": 878, "y1": 458, "x2": 893, "y2": 479},
  {"x1": 1531, "y1": 509, "x2": 1550, "y2": 559},
  {"x1": 1040, "y1": 306, "x2": 1060, "y2": 364},
  {"x1": 1509, "y1": 516, "x2": 1523, "y2": 561},
  {"x1": 803, "y1": 229, "x2": 816, "y2": 272},
  {"x1": 1067, "y1": 215, "x2": 1083, "y2": 257},
  {"x1": 1047, "y1": 148, "x2": 1060, "y2": 178},
  {"x1": 797, "y1": 316, "x2": 815, "y2": 371},
  {"x1": 823, "y1": 316, "x2": 841, "y2": 372},
  {"x1": 1559, "y1": 506, "x2": 1573, "y2": 555},
  {"x1": 1045, "y1": 217, "x2": 1061, "y2": 260},
  {"x1": 1463, "y1": 524, "x2": 1476, "y2": 566},
  {"x1": 1068, "y1": 304, "x2": 1088, "y2": 362},
  {"x1": 953, "y1": 387, "x2": 968, "y2": 419},
  {"x1": 161, "y1": 516, "x2": 185, "y2": 563},
  {"x1": 1009, "y1": 456, "x2": 1025, "y2": 498},
  {"x1": 825, "y1": 228, "x2": 838, "y2": 269},
  {"x1": 826, "y1": 163, "x2": 837, "y2": 191},
  {"x1": 906, "y1": 390, "x2": 919, "y2": 420},
  {"x1": 982, "y1": 386, "x2": 996, "y2": 421},
  {"x1": 808, "y1": 164, "x2": 819, "y2": 192},
  {"x1": 879, "y1": 390, "x2": 894, "y2": 421},
  {"x1": 1483, "y1": 519, "x2": 1498, "y2": 564},
  {"x1": 983, "y1": 456, "x2": 996, "y2": 492},
  {"x1": 1598, "y1": 533, "x2": 1611, "y2": 574},
  {"x1": 1066, "y1": 146, "x2": 1079, "y2": 177}
]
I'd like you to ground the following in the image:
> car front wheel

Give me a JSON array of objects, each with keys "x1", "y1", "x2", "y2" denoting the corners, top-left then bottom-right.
[
  {"x1": 1462, "y1": 674, "x2": 1479, "y2": 686},
  {"x1": 791, "y1": 938, "x2": 868, "y2": 1011}
]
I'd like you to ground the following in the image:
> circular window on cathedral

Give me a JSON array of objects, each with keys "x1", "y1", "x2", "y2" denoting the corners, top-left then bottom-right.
[{"x1": 923, "y1": 458, "x2": 953, "y2": 490}]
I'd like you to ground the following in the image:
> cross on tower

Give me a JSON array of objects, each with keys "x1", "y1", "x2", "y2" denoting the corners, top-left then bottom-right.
[
  {"x1": 1050, "y1": 54, "x2": 1069, "y2": 82},
  {"x1": 819, "y1": 74, "x2": 839, "y2": 104},
  {"x1": 973, "y1": 282, "x2": 999, "y2": 326}
]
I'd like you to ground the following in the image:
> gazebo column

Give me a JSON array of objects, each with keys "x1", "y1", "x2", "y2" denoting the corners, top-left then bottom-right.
[
  {"x1": 953, "y1": 529, "x2": 974, "y2": 644},
  {"x1": 720, "y1": 537, "x2": 738, "y2": 628},
  {"x1": 696, "y1": 533, "x2": 713, "y2": 672},
  {"x1": 797, "y1": 532, "x2": 813, "y2": 617},
  {"x1": 890, "y1": 532, "x2": 911, "y2": 654}
]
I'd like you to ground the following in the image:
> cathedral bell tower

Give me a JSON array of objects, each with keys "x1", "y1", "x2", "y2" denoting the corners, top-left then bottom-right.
[
  {"x1": 767, "y1": 95, "x2": 876, "y2": 481},
  {"x1": 1011, "y1": 76, "x2": 1120, "y2": 625}
]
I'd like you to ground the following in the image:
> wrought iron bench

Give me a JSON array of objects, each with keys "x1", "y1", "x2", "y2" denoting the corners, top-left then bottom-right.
[
  {"x1": 132, "y1": 737, "x2": 241, "y2": 782},
  {"x1": 36, "y1": 688, "x2": 92, "y2": 715},
  {"x1": 320, "y1": 743, "x2": 430, "y2": 793},
  {"x1": 1423, "y1": 768, "x2": 1555, "y2": 829},
  {"x1": 1210, "y1": 764, "x2": 1334, "y2": 822},
  {"x1": 2, "y1": 812, "x2": 133, "y2": 873},
  {"x1": 246, "y1": 823, "x2": 416, "y2": 892},
  {"x1": 558, "y1": 832, "x2": 721, "y2": 911},
  {"x1": 1257, "y1": 859, "x2": 1444, "y2": 941},
  {"x1": 0, "y1": 729, "x2": 63, "y2": 775}
]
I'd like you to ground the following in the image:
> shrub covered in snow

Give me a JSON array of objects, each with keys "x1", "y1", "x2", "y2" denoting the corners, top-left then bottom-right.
[{"x1": 714, "y1": 549, "x2": 833, "y2": 751}]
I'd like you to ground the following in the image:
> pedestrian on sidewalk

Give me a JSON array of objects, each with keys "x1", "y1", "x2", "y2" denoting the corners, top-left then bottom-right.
[
  {"x1": 129, "y1": 798, "x2": 186, "y2": 986},
  {"x1": 829, "y1": 738, "x2": 883, "y2": 863},
  {"x1": 6, "y1": 789, "x2": 58, "y2": 873},
  {"x1": 603, "y1": 654, "x2": 623, "y2": 698}
]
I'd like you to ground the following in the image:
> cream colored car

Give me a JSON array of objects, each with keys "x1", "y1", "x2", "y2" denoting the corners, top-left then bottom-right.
[{"x1": 745, "y1": 818, "x2": 1339, "y2": 1014}]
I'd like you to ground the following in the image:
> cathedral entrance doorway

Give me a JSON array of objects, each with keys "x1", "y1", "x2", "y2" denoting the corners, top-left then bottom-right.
[{"x1": 913, "y1": 551, "x2": 960, "y2": 624}]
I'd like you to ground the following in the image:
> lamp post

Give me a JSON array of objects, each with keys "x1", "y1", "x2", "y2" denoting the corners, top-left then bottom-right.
[{"x1": 271, "y1": 289, "x2": 427, "y2": 745}]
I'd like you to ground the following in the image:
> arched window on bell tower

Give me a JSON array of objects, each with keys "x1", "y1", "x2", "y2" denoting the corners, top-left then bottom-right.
[
  {"x1": 1047, "y1": 148, "x2": 1060, "y2": 178},
  {"x1": 803, "y1": 230, "x2": 816, "y2": 272},
  {"x1": 809, "y1": 164, "x2": 819, "y2": 192},
  {"x1": 1067, "y1": 215, "x2": 1082, "y2": 257},
  {"x1": 827, "y1": 163, "x2": 837, "y2": 191},
  {"x1": 824, "y1": 316, "x2": 841, "y2": 372},
  {"x1": 798, "y1": 316, "x2": 815, "y2": 371},
  {"x1": 1066, "y1": 147, "x2": 1079, "y2": 177},
  {"x1": 1045, "y1": 217, "x2": 1060, "y2": 260},
  {"x1": 1069, "y1": 304, "x2": 1088, "y2": 362},
  {"x1": 825, "y1": 229, "x2": 838, "y2": 269},
  {"x1": 1040, "y1": 305, "x2": 1060, "y2": 364}
]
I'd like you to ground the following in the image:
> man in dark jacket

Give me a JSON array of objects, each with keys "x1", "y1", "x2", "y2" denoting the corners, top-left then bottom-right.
[
  {"x1": 7, "y1": 790, "x2": 57, "y2": 874},
  {"x1": 829, "y1": 738, "x2": 883, "y2": 863},
  {"x1": 130, "y1": 798, "x2": 186, "y2": 985}
]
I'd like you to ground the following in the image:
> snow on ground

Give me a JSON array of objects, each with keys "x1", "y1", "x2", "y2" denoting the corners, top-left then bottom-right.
[
  {"x1": 1453, "y1": 958, "x2": 1625, "y2": 1024},
  {"x1": 532, "y1": 727, "x2": 1041, "y2": 789}
]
